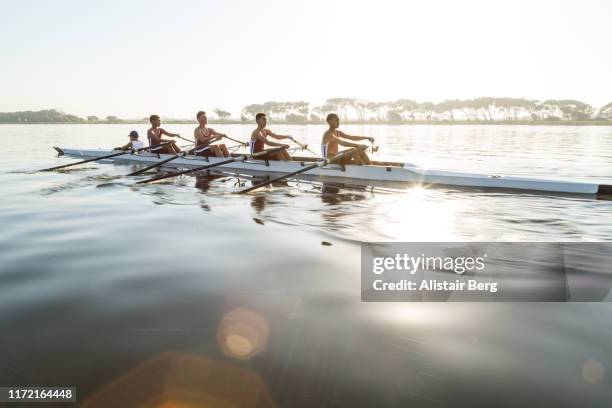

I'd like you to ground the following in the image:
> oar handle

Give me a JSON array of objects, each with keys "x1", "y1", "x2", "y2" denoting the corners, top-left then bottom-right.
[{"x1": 367, "y1": 138, "x2": 379, "y2": 153}]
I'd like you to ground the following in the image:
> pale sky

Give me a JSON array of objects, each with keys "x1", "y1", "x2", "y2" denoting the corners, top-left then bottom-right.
[{"x1": 1, "y1": 0, "x2": 611, "y2": 118}]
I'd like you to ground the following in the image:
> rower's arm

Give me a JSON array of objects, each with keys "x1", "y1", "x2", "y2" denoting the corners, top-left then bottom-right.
[
  {"x1": 338, "y1": 131, "x2": 374, "y2": 143},
  {"x1": 328, "y1": 133, "x2": 364, "y2": 148},
  {"x1": 209, "y1": 128, "x2": 225, "y2": 140},
  {"x1": 114, "y1": 141, "x2": 132, "y2": 151},
  {"x1": 160, "y1": 128, "x2": 180, "y2": 137},
  {"x1": 265, "y1": 140, "x2": 289, "y2": 147},
  {"x1": 252, "y1": 130, "x2": 287, "y2": 147},
  {"x1": 268, "y1": 131, "x2": 291, "y2": 140},
  {"x1": 195, "y1": 131, "x2": 219, "y2": 145}
]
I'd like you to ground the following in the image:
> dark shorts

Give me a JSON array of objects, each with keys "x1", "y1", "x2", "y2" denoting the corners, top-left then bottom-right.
[{"x1": 151, "y1": 145, "x2": 175, "y2": 155}]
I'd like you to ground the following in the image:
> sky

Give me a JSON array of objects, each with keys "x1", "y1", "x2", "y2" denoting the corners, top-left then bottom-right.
[{"x1": 1, "y1": 0, "x2": 611, "y2": 118}]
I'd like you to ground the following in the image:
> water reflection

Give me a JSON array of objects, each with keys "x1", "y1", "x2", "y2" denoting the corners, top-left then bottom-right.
[
  {"x1": 81, "y1": 353, "x2": 276, "y2": 407},
  {"x1": 127, "y1": 168, "x2": 612, "y2": 242},
  {"x1": 251, "y1": 195, "x2": 267, "y2": 214},
  {"x1": 320, "y1": 183, "x2": 369, "y2": 206},
  {"x1": 194, "y1": 173, "x2": 224, "y2": 193},
  {"x1": 2, "y1": 124, "x2": 612, "y2": 407}
]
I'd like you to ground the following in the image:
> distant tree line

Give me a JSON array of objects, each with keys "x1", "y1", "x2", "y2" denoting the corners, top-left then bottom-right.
[
  {"x1": 241, "y1": 98, "x2": 612, "y2": 123},
  {"x1": 2, "y1": 99, "x2": 612, "y2": 124},
  {"x1": 0, "y1": 110, "x2": 132, "y2": 124},
  {"x1": 0, "y1": 109, "x2": 84, "y2": 123}
]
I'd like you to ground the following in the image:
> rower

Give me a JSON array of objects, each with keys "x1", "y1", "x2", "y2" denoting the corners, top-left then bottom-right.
[
  {"x1": 322, "y1": 113, "x2": 373, "y2": 165},
  {"x1": 193, "y1": 111, "x2": 230, "y2": 157},
  {"x1": 147, "y1": 114, "x2": 181, "y2": 154},
  {"x1": 249, "y1": 113, "x2": 292, "y2": 160},
  {"x1": 114, "y1": 130, "x2": 145, "y2": 151}
]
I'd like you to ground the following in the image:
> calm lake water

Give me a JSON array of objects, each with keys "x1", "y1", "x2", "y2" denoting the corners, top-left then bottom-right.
[{"x1": 1, "y1": 124, "x2": 612, "y2": 407}]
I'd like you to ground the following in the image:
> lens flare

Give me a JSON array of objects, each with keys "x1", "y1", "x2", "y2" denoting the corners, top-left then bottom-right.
[{"x1": 217, "y1": 308, "x2": 270, "y2": 360}]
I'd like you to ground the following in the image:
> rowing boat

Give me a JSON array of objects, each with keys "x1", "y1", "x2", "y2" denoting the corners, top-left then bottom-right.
[{"x1": 53, "y1": 147, "x2": 612, "y2": 195}]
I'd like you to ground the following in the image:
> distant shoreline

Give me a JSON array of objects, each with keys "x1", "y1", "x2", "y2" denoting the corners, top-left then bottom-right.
[{"x1": 2, "y1": 120, "x2": 611, "y2": 126}]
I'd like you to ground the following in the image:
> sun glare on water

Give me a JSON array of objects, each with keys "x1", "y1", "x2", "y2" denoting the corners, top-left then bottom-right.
[{"x1": 375, "y1": 187, "x2": 461, "y2": 241}]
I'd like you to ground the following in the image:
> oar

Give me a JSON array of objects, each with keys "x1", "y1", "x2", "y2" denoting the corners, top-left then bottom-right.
[
  {"x1": 136, "y1": 147, "x2": 285, "y2": 184},
  {"x1": 126, "y1": 152, "x2": 188, "y2": 176},
  {"x1": 38, "y1": 143, "x2": 170, "y2": 172},
  {"x1": 370, "y1": 140, "x2": 379, "y2": 153},
  {"x1": 175, "y1": 135, "x2": 193, "y2": 143},
  {"x1": 289, "y1": 137, "x2": 319, "y2": 156},
  {"x1": 179, "y1": 133, "x2": 248, "y2": 147},
  {"x1": 236, "y1": 146, "x2": 366, "y2": 194},
  {"x1": 222, "y1": 135, "x2": 248, "y2": 147},
  {"x1": 288, "y1": 137, "x2": 309, "y2": 151}
]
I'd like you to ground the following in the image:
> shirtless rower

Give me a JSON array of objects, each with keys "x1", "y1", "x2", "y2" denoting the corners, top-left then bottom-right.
[
  {"x1": 114, "y1": 130, "x2": 145, "y2": 151},
  {"x1": 147, "y1": 114, "x2": 181, "y2": 154},
  {"x1": 322, "y1": 113, "x2": 373, "y2": 165},
  {"x1": 193, "y1": 111, "x2": 230, "y2": 157},
  {"x1": 250, "y1": 113, "x2": 292, "y2": 160}
]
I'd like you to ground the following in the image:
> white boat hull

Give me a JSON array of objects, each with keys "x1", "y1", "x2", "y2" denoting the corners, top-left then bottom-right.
[{"x1": 56, "y1": 147, "x2": 611, "y2": 195}]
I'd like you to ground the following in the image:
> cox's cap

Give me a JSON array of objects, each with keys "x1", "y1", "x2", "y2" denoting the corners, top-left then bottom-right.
[{"x1": 129, "y1": 130, "x2": 139, "y2": 137}]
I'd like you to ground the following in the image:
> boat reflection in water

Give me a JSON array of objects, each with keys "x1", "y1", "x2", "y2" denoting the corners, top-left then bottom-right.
[
  {"x1": 320, "y1": 183, "x2": 369, "y2": 206},
  {"x1": 194, "y1": 172, "x2": 225, "y2": 193}
]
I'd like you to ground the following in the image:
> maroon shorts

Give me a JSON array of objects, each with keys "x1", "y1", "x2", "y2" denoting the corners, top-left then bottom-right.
[{"x1": 195, "y1": 147, "x2": 214, "y2": 157}]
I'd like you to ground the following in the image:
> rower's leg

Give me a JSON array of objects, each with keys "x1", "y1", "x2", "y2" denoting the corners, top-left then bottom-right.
[
  {"x1": 219, "y1": 144, "x2": 230, "y2": 157},
  {"x1": 172, "y1": 142, "x2": 181, "y2": 153},
  {"x1": 351, "y1": 150, "x2": 369, "y2": 165},
  {"x1": 212, "y1": 146, "x2": 222, "y2": 157},
  {"x1": 359, "y1": 150, "x2": 372, "y2": 165},
  {"x1": 282, "y1": 149, "x2": 292, "y2": 160},
  {"x1": 349, "y1": 150, "x2": 363, "y2": 165}
]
